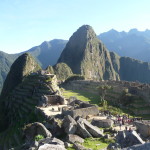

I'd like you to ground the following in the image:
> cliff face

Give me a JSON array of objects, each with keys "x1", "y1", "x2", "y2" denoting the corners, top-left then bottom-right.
[
  {"x1": 58, "y1": 25, "x2": 118, "y2": 81},
  {"x1": 1, "y1": 53, "x2": 41, "y2": 98},
  {"x1": 58, "y1": 25, "x2": 150, "y2": 83},
  {"x1": 119, "y1": 57, "x2": 150, "y2": 83}
]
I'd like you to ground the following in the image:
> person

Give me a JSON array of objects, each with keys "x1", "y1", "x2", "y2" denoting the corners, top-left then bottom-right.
[
  {"x1": 119, "y1": 121, "x2": 122, "y2": 130},
  {"x1": 129, "y1": 127, "x2": 132, "y2": 132},
  {"x1": 125, "y1": 126, "x2": 128, "y2": 130}
]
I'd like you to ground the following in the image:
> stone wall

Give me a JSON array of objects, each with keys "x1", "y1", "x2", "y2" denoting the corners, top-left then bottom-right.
[
  {"x1": 134, "y1": 121, "x2": 150, "y2": 137},
  {"x1": 72, "y1": 106, "x2": 99, "y2": 118},
  {"x1": 47, "y1": 95, "x2": 65, "y2": 105},
  {"x1": 62, "y1": 105, "x2": 99, "y2": 119}
]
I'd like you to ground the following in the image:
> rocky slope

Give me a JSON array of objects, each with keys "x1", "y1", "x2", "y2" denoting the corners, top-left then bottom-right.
[{"x1": 58, "y1": 25, "x2": 119, "y2": 81}]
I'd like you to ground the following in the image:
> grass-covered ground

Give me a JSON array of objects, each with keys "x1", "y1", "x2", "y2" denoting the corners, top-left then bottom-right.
[
  {"x1": 62, "y1": 89, "x2": 132, "y2": 116},
  {"x1": 63, "y1": 89, "x2": 100, "y2": 104},
  {"x1": 67, "y1": 138, "x2": 113, "y2": 150}
]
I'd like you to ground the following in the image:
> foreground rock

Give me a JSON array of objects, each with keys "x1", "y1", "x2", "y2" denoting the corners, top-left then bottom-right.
[
  {"x1": 76, "y1": 119, "x2": 92, "y2": 138},
  {"x1": 122, "y1": 142, "x2": 150, "y2": 150},
  {"x1": 38, "y1": 144, "x2": 66, "y2": 150},
  {"x1": 62, "y1": 115, "x2": 77, "y2": 134},
  {"x1": 107, "y1": 143, "x2": 121, "y2": 150},
  {"x1": 134, "y1": 121, "x2": 150, "y2": 138},
  {"x1": 39, "y1": 137, "x2": 64, "y2": 147},
  {"x1": 91, "y1": 119, "x2": 114, "y2": 128},
  {"x1": 116, "y1": 130, "x2": 145, "y2": 148},
  {"x1": 24, "y1": 122, "x2": 52, "y2": 142},
  {"x1": 79, "y1": 118, "x2": 104, "y2": 137},
  {"x1": 67, "y1": 134, "x2": 84, "y2": 144},
  {"x1": 73, "y1": 143, "x2": 92, "y2": 150}
]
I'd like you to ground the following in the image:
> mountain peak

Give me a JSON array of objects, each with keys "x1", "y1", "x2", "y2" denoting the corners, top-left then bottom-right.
[
  {"x1": 70, "y1": 25, "x2": 97, "y2": 42},
  {"x1": 1, "y1": 53, "x2": 41, "y2": 98},
  {"x1": 58, "y1": 25, "x2": 118, "y2": 80}
]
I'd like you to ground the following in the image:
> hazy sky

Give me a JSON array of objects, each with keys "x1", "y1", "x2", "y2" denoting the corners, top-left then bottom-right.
[{"x1": 0, "y1": 0, "x2": 150, "y2": 54}]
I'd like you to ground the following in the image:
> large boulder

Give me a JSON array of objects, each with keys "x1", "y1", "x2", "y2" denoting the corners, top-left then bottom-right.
[
  {"x1": 24, "y1": 122, "x2": 52, "y2": 142},
  {"x1": 38, "y1": 144, "x2": 66, "y2": 150},
  {"x1": 62, "y1": 115, "x2": 77, "y2": 134},
  {"x1": 67, "y1": 134, "x2": 84, "y2": 144},
  {"x1": 107, "y1": 143, "x2": 121, "y2": 150},
  {"x1": 116, "y1": 130, "x2": 145, "y2": 148},
  {"x1": 73, "y1": 143, "x2": 92, "y2": 150},
  {"x1": 134, "y1": 121, "x2": 150, "y2": 138},
  {"x1": 76, "y1": 119, "x2": 92, "y2": 138},
  {"x1": 91, "y1": 119, "x2": 114, "y2": 128},
  {"x1": 39, "y1": 137, "x2": 64, "y2": 147},
  {"x1": 122, "y1": 142, "x2": 150, "y2": 150},
  {"x1": 80, "y1": 118, "x2": 104, "y2": 137}
]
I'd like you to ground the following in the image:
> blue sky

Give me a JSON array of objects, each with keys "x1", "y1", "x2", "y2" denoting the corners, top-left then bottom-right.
[{"x1": 0, "y1": 0, "x2": 150, "y2": 53}]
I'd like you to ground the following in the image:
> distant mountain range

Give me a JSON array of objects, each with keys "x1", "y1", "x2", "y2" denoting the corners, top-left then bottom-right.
[
  {"x1": 0, "y1": 27, "x2": 150, "y2": 92},
  {"x1": 98, "y1": 28, "x2": 150, "y2": 62},
  {"x1": 0, "y1": 39, "x2": 67, "y2": 91}
]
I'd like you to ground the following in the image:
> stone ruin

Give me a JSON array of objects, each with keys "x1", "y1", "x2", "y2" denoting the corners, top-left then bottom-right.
[
  {"x1": 62, "y1": 99, "x2": 99, "y2": 119},
  {"x1": 38, "y1": 95, "x2": 66, "y2": 107}
]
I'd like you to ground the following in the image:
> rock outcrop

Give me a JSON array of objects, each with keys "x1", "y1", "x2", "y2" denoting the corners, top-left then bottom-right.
[
  {"x1": 62, "y1": 115, "x2": 77, "y2": 134},
  {"x1": 24, "y1": 122, "x2": 52, "y2": 142},
  {"x1": 116, "y1": 130, "x2": 145, "y2": 148}
]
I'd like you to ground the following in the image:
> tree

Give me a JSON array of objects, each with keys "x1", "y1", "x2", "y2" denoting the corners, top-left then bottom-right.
[{"x1": 97, "y1": 84, "x2": 112, "y2": 101}]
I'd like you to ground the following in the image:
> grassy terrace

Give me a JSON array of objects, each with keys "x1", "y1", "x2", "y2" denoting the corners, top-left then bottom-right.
[
  {"x1": 63, "y1": 89, "x2": 132, "y2": 116},
  {"x1": 63, "y1": 89, "x2": 100, "y2": 104}
]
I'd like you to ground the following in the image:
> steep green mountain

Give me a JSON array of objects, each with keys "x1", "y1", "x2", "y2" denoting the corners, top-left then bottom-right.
[
  {"x1": 58, "y1": 25, "x2": 119, "y2": 81},
  {"x1": 99, "y1": 29, "x2": 150, "y2": 62},
  {"x1": 1, "y1": 53, "x2": 41, "y2": 99},
  {"x1": 58, "y1": 25, "x2": 150, "y2": 83}
]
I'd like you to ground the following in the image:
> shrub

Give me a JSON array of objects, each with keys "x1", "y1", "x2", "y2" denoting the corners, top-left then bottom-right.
[
  {"x1": 35, "y1": 134, "x2": 44, "y2": 141},
  {"x1": 64, "y1": 74, "x2": 85, "y2": 84}
]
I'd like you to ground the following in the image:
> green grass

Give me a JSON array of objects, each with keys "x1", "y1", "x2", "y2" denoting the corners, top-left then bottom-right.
[
  {"x1": 63, "y1": 89, "x2": 100, "y2": 104},
  {"x1": 82, "y1": 137, "x2": 111, "y2": 150}
]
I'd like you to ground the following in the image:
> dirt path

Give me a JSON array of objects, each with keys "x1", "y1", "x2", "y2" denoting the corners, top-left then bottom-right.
[{"x1": 38, "y1": 105, "x2": 67, "y2": 116}]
